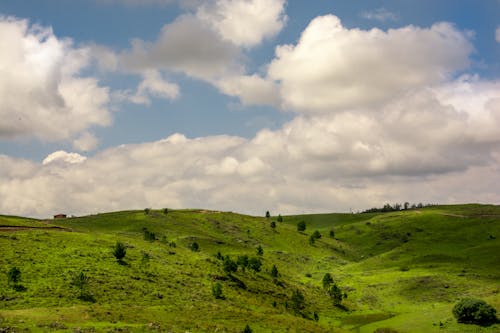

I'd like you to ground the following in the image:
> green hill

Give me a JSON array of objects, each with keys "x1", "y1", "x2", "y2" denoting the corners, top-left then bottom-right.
[{"x1": 0, "y1": 205, "x2": 499, "y2": 332}]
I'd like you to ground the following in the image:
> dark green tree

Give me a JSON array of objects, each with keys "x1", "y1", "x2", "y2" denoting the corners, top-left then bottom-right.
[
  {"x1": 7, "y1": 267, "x2": 21, "y2": 287},
  {"x1": 242, "y1": 324, "x2": 252, "y2": 333},
  {"x1": 223, "y1": 256, "x2": 238, "y2": 274},
  {"x1": 144, "y1": 208, "x2": 151, "y2": 215},
  {"x1": 309, "y1": 235, "x2": 316, "y2": 245},
  {"x1": 256, "y1": 245, "x2": 264, "y2": 256},
  {"x1": 212, "y1": 282, "x2": 224, "y2": 299},
  {"x1": 312, "y1": 230, "x2": 321, "y2": 239},
  {"x1": 322, "y1": 273, "x2": 334, "y2": 289},
  {"x1": 271, "y1": 264, "x2": 279, "y2": 278},
  {"x1": 163, "y1": 208, "x2": 169, "y2": 215},
  {"x1": 452, "y1": 298, "x2": 497, "y2": 326},
  {"x1": 297, "y1": 221, "x2": 306, "y2": 232},
  {"x1": 329, "y1": 229, "x2": 335, "y2": 238},
  {"x1": 113, "y1": 242, "x2": 126, "y2": 262},
  {"x1": 237, "y1": 255, "x2": 249, "y2": 269},
  {"x1": 248, "y1": 257, "x2": 262, "y2": 272},
  {"x1": 290, "y1": 289, "x2": 305, "y2": 313},
  {"x1": 328, "y1": 283, "x2": 345, "y2": 306},
  {"x1": 313, "y1": 311, "x2": 319, "y2": 321},
  {"x1": 277, "y1": 214, "x2": 283, "y2": 222},
  {"x1": 270, "y1": 220, "x2": 276, "y2": 230},
  {"x1": 265, "y1": 211, "x2": 271, "y2": 218},
  {"x1": 72, "y1": 271, "x2": 90, "y2": 299}
]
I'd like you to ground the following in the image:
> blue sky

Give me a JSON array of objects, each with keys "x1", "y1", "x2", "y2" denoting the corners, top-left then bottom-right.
[{"x1": 1, "y1": 0, "x2": 500, "y2": 217}]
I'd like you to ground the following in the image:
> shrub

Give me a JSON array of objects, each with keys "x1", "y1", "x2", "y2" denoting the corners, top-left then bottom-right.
[
  {"x1": 212, "y1": 282, "x2": 224, "y2": 299},
  {"x1": 144, "y1": 208, "x2": 151, "y2": 215},
  {"x1": 329, "y1": 230, "x2": 335, "y2": 238},
  {"x1": 242, "y1": 324, "x2": 252, "y2": 333},
  {"x1": 143, "y1": 228, "x2": 156, "y2": 242},
  {"x1": 313, "y1": 311, "x2": 319, "y2": 321},
  {"x1": 452, "y1": 298, "x2": 497, "y2": 326},
  {"x1": 7, "y1": 267, "x2": 21, "y2": 286},
  {"x1": 113, "y1": 242, "x2": 126, "y2": 261},
  {"x1": 190, "y1": 242, "x2": 199, "y2": 252},
  {"x1": 297, "y1": 221, "x2": 306, "y2": 232},
  {"x1": 328, "y1": 283, "x2": 345, "y2": 306},
  {"x1": 270, "y1": 221, "x2": 276, "y2": 230},
  {"x1": 163, "y1": 208, "x2": 168, "y2": 215},
  {"x1": 71, "y1": 271, "x2": 90, "y2": 298},
  {"x1": 236, "y1": 255, "x2": 249, "y2": 269},
  {"x1": 256, "y1": 245, "x2": 263, "y2": 256},
  {"x1": 309, "y1": 235, "x2": 316, "y2": 245},
  {"x1": 277, "y1": 214, "x2": 283, "y2": 222},
  {"x1": 265, "y1": 211, "x2": 271, "y2": 218}
]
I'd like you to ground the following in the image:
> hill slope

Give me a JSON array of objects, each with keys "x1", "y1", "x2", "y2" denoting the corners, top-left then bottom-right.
[{"x1": 0, "y1": 205, "x2": 499, "y2": 332}]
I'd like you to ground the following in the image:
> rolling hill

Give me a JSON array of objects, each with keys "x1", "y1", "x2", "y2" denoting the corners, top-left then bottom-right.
[{"x1": 1, "y1": 204, "x2": 499, "y2": 332}]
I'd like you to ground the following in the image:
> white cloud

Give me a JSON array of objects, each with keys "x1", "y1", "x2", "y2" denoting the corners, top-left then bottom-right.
[
  {"x1": 2, "y1": 76, "x2": 500, "y2": 218},
  {"x1": 0, "y1": 17, "x2": 111, "y2": 142},
  {"x1": 42, "y1": 151, "x2": 87, "y2": 165},
  {"x1": 496, "y1": 26, "x2": 500, "y2": 43},
  {"x1": 196, "y1": 0, "x2": 287, "y2": 47},
  {"x1": 361, "y1": 8, "x2": 398, "y2": 22},
  {"x1": 120, "y1": 70, "x2": 180, "y2": 105},
  {"x1": 120, "y1": 14, "x2": 242, "y2": 80},
  {"x1": 215, "y1": 74, "x2": 281, "y2": 106},
  {"x1": 73, "y1": 132, "x2": 99, "y2": 152},
  {"x1": 268, "y1": 15, "x2": 473, "y2": 113}
]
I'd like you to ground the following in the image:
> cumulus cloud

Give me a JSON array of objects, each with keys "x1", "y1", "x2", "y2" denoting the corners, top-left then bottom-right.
[
  {"x1": 197, "y1": 0, "x2": 287, "y2": 47},
  {"x1": 361, "y1": 8, "x2": 398, "y2": 22},
  {"x1": 268, "y1": 15, "x2": 473, "y2": 113},
  {"x1": 215, "y1": 74, "x2": 281, "y2": 106},
  {"x1": 118, "y1": 70, "x2": 180, "y2": 105},
  {"x1": 73, "y1": 132, "x2": 99, "y2": 152},
  {"x1": 2, "y1": 75, "x2": 500, "y2": 217},
  {"x1": 0, "y1": 17, "x2": 111, "y2": 142}
]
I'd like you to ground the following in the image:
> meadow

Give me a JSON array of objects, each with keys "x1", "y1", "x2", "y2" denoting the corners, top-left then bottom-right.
[{"x1": 0, "y1": 204, "x2": 499, "y2": 332}]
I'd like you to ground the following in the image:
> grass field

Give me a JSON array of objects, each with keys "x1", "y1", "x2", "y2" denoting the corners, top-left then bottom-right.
[{"x1": 0, "y1": 204, "x2": 499, "y2": 332}]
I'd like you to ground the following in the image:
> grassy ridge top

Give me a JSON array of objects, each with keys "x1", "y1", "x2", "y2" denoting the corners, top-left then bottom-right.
[{"x1": 0, "y1": 204, "x2": 499, "y2": 332}]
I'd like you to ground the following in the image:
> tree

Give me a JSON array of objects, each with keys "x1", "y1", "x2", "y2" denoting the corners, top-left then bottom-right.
[
  {"x1": 163, "y1": 208, "x2": 169, "y2": 215},
  {"x1": 271, "y1": 265, "x2": 279, "y2": 278},
  {"x1": 297, "y1": 221, "x2": 306, "y2": 232},
  {"x1": 242, "y1": 324, "x2": 252, "y2": 333},
  {"x1": 312, "y1": 230, "x2": 321, "y2": 239},
  {"x1": 329, "y1": 230, "x2": 335, "y2": 238},
  {"x1": 7, "y1": 267, "x2": 25, "y2": 291},
  {"x1": 144, "y1": 208, "x2": 151, "y2": 215},
  {"x1": 290, "y1": 289, "x2": 305, "y2": 313},
  {"x1": 223, "y1": 256, "x2": 238, "y2": 274},
  {"x1": 237, "y1": 255, "x2": 249, "y2": 270},
  {"x1": 113, "y1": 242, "x2": 126, "y2": 262},
  {"x1": 72, "y1": 271, "x2": 90, "y2": 299},
  {"x1": 313, "y1": 311, "x2": 319, "y2": 321},
  {"x1": 309, "y1": 235, "x2": 316, "y2": 245},
  {"x1": 270, "y1": 221, "x2": 276, "y2": 230},
  {"x1": 452, "y1": 298, "x2": 497, "y2": 326},
  {"x1": 328, "y1": 283, "x2": 345, "y2": 306},
  {"x1": 265, "y1": 211, "x2": 271, "y2": 218},
  {"x1": 277, "y1": 214, "x2": 283, "y2": 222},
  {"x1": 248, "y1": 257, "x2": 262, "y2": 272},
  {"x1": 322, "y1": 273, "x2": 333, "y2": 289},
  {"x1": 256, "y1": 245, "x2": 264, "y2": 256},
  {"x1": 212, "y1": 282, "x2": 224, "y2": 299},
  {"x1": 190, "y1": 242, "x2": 199, "y2": 252},
  {"x1": 404, "y1": 202, "x2": 410, "y2": 210}
]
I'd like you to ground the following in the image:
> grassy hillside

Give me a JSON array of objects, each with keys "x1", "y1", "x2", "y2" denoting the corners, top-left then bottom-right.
[{"x1": 0, "y1": 205, "x2": 499, "y2": 332}]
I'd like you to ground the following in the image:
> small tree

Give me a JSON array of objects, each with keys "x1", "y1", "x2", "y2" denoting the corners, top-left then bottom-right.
[
  {"x1": 322, "y1": 273, "x2": 334, "y2": 289},
  {"x1": 271, "y1": 264, "x2": 279, "y2": 278},
  {"x1": 212, "y1": 282, "x2": 224, "y2": 299},
  {"x1": 329, "y1": 230, "x2": 335, "y2": 238},
  {"x1": 452, "y1": 298, "x2": 497, "y2": 326},
  {"x1": 190, "y1": 242, "x2": 199, "y2": 252},
  {"x1": 223, "y1": 256, "x2": 238, "y2": 274},
  {"x1": 277, "y1": 214, "x2": 283, "y2": 222},
  {"x1": 144, "y1": 208, "x2": 151, "y2": 215},
  {"x1": 72, "y1": 271, "x2": 89, "y2": 298},
  {"x1": 7, "y1": 267, "x2": 21, "y2": 290},
  {"x1": 256, "y1": 245, "x2": 264, "y2": 256},
  {"x1": 163, "y1": 208, "x2": 169, "y2": 215},
  {"x1": 309, "y1": 235, "x2": 316, "y2": 245},
  {"x1": 265, "y1": 211, "x2": 271, "y2": 218},
  {"x1": 113, "y1": 242, "x2": 126, "y2": 262},
  {"x1": 237, "y1": 255, "x2": 249, "y2": 270},
  {"x1": 248, "y1": 257, "x2": 262, "y2": 272},
  {"x1": 290, "y1": 289, "x2": 305, "y2": 313},
  {"x1": 270, "y1": 221, "x2": 276, "y2": 230},
  {"x1": 297, "y1": 221, "x2": 306, "y2": 232},
  {"x1": 312, "y1": 230, "x2": 321, "y2": 239},
  {"x1": 329, "y1": 283, "x2": 345, "y2": 306},
  {"x1": 242, "y1": 324, "x2": 252, "y2": 333}
]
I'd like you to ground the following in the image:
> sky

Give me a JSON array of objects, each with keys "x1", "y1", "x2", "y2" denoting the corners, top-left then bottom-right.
[{"x1": 1, "y1": 0, "x2": 500, "y2": 218}]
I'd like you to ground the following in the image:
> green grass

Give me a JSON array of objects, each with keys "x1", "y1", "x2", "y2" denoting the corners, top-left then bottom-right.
[{"x1": 0, "y1": 205, "x2": 499, "y2": 332}]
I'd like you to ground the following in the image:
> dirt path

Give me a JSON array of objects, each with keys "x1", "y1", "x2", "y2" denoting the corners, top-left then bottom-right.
[{"x1": 0, "y1": 225, "x2": 73, "y2": 232}]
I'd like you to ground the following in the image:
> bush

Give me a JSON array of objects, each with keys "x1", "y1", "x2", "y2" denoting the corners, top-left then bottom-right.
[
  {"x1": 322, "y1": 273, "x2": 333, "y2": 289},
  {"x1": 270, "y1": 221, "x2": 276, "y2": 229},
  {"x1": 256, "y1": 245, "x2": 263, "y2": 256},
  {"x1": 329, "y1": 230, "x2": 335, "y2": 238},
  {"x1": 7, "y1": 267, "x2": 21, "y2": 286},
  {"x1": 223, "y1": 256, "x2": 238, "y2": 274},
  {"x1": 248, "y1": 257, "x2": 262, "y2": 272},
  {"x1": 312, "y1": 230, "x2": 321, "y2": 239},
  {"x1": 297, "y1": 221, "x2": 306, "y2": 232},
  {"x1": 242, "y1": 324, "x2": 252, "y2": 333},
  {"x1": 271, "y1": 265, "x2": 279, "y2": 278},
  {"x1": 290, "y1": 289, "x2": 305, "y2": 313},
  {"x1": 212, "y1": 282, "x2": 224, "y2": 299},
  {"x1": 452, "y1": 298, "x2": 497, "y2": 326},
  {"x1": 236, "y1": 255, "x2": 249, "y2": 269},
  {"x1": 277, "y1": 214, "x2": 283, "y2": 222},
  {"x1": 143, "y1": 228, "x2": 156, "y2": 242},
  {"x1": 328, "y1": 283, "x2": 345, "y2": 306},
  {"x1": 309, "y1": 235, "x2": 316, "y2": 245},
  {"x1": 113, "y1": 242, "x2": 126, "y2": 261}
]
